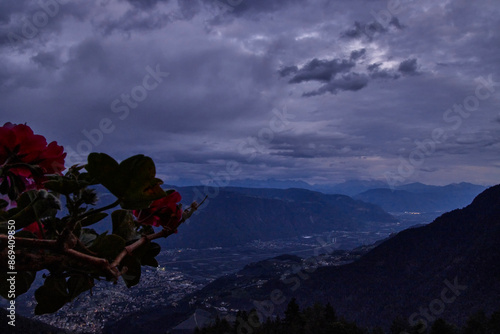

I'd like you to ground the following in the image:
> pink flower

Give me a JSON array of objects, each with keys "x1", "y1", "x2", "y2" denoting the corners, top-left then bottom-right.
[{"x1": 133, "y1": 191, "x2": 183, "y2": 231}]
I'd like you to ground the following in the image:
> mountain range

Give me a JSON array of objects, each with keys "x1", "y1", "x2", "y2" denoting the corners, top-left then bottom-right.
[
  {"x1": 108, "y1": 184, "x2": 500, "y2": 332},
  {"x1": 354, "y1": 182, "x2": 487, "y2": 213},
  {"x1": 163, "y1": 186, "x2": 396, "y2": 249}
]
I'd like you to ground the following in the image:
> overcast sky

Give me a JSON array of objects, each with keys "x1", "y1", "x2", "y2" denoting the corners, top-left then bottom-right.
[{"x1": 1, "y1": 0, "x2": 499, "y2": 187}]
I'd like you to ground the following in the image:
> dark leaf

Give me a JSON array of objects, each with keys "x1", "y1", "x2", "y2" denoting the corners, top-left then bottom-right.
[
  {"x1": 7, "y1": 190, "x2": 59, "y2": 229},
  {"x1": 140, "y1": 242, "x2": 161, "y2": 267},
  {"x1": 120, "y1": 255, "x2": 141, "y2": 288},
  {"x1": 34, "y1": 275, "x2": 70, "y2": 315},
  {"x1": 79, "y1": 229, "x2": 99, "y2": 248},
  {"x1": 67, "y1": 274, "x2": 94, "y2": 300},
  {"x1": 112, "y1": 210, "x2": 137, "y2": 241},
  {"x1": 86, "y1": 153, "x2": 166, "y2": 210},
  {"x1": 89, "y1": 233, "x2": 126, "y2": 262}
]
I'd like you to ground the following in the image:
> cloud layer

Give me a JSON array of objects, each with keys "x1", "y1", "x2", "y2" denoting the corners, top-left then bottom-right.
[{"x1": 1, "y1": 0, "x2": 499, "y2": 187}]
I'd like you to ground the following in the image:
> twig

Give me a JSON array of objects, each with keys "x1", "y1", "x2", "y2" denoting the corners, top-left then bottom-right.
[
  {"x1": 0, "y1": 235, "x2": 58, "y2": 250},
  {"x1": 111, "y1": 228, "x2": 175, "y2": 268}
]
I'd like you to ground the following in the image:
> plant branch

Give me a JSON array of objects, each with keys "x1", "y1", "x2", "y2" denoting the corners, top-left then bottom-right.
[
  {"x1": 111, "y1": 229, "x2": 175, "y2": 268},
  {"x1": 0, "y1": 235, "x2": 58, "y2": 251}
]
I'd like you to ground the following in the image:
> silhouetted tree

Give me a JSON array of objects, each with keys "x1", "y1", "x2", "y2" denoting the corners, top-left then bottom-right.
[
  {"x1": 431, "y1": 318, "x2": 456, "y2": 334},
  {"x1": 284, "y1": 298, "x2": 304, "y2": 334},
  {"x1": 463, "y1": 311, "x2": 488, "y2": 334},
  {"x1": 487, "y1": 311, "x2": 500, "y2": 334},
  {"x1": 325, "y1": 302, "x2": 338, "y2": 323},
  {"x1": 390, "y1": 317, "x2": 410, "y2": 334},
  {"x1": 371, "y1": 327, "x2": 385, "y2": 334},
  {"x1": 303, "y1": 303, "x2": 327, "y2": 334}
]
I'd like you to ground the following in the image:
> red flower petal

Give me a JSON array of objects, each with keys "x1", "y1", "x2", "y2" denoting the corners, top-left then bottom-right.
[
  {"x1": 133, "y1": 191, "x2": 183, "y2": 228},
  {"x1": 22, "y1": 222, "x2": 45, "y2": 239}
]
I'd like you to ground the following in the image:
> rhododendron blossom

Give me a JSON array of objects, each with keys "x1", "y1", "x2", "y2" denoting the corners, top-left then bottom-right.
[
  {"x1": 133, "y1": 191, "x2": 183, "y2": 230},
  {"x1": 0, "y1": 124, "x2": 199, "y2": 315},
  {"x1": 0, "y1": 122, "x2": 66, "y2": 190},
  {"x1": 22, "y1": 222, "x2": 46, "y2": 239}
]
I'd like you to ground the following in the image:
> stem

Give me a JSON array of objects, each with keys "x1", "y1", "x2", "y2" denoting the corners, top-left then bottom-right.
[
  {"x1": 0, "y1": 236, "x2": 120, "y2": 280},
  {"x1": 9, "y1": 197, "x2": 42, "y2": 222},
  {"x1": 0, "y1": 235, "x2": 58, "y2": 250},
  {"x1": 111, "y1": 229, "x2": 175, "y2": 268},
  {"x1": 0, "y1": 156, "x2": 13, "y2": 168},
  {"x1": 0, "y1": 228, "x2": 175, "y2": 281}
]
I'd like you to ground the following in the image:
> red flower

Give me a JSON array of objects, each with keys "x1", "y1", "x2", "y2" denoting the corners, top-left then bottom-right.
[
  {"x1": 133, "y1": 191, "x2": 183, "y2": 230},
  {"x1": 0, "y1": 122, "x2": 66, "y2": 186},
  {"x1": 22, "y1": 222, "x2": 45, "y2": 239},
  {"x1": 38, "y1": 141, "x2": 66, "y2": 175}
]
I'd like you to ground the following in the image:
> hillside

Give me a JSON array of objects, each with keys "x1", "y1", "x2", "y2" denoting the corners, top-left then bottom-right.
[
  {"x1": 277, "y1": 184, "x2": 500, "y2": 327},
  {"x1": 163, "y1": 187, "x2": 396, "y2": 248},
  {"x1": 109, "y1": 184, "x2": 500, "y2": 332},
  {"x1": 354, "y1": 182, "x2": 486, "y2": 213}
]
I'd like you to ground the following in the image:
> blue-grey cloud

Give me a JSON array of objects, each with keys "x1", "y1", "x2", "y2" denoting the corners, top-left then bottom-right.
[
  {"x1": 0, "y1": 0, "x2": 499, "y2": 187},
  {"x1": 398, "y1": 58, "x2": 419, "y2": 75}
]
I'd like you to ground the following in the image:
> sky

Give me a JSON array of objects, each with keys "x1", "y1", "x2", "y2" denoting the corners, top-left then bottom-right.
[{"x1": 1, "y1": 0, "x2": 500, "y2": 188}]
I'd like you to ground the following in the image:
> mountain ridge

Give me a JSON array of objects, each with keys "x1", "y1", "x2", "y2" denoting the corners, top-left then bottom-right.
[{"x1": 113, "y1": 184, "x2": 500, "y2": 332}]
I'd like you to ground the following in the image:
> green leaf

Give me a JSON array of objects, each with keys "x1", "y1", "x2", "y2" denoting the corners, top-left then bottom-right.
[
  {"x1": 80, "y1": 212, "x2": 108, "y2": 227},
  {"x1": 141, "y1": 256, "x2": 159, "y2": 268},
  {"x1": 89, "y1": 233, "x2": 126, "y2": 262},
  {"x1": 137, "y1": 224, "x2": 155, "y2": 236},
  {"x1": 34, "y1": 275, "x2": 70, "y2": 315},
  {"x1": 112, "y1": 210, "x2": 137, "y2": 241},
  {"x1": 0, "y1": 272, "x2": 36, "y2": 300},
  {"x1": 120, "y1": 255, "x2": 142, "y2": 288},
  {"x1": 85, "y1": 153, "x2": 166, "y2": 210},
  {"x1": 67, "y1": 275, "x2": 94, "y2": 300},
  {"x1": 140, "y1": 242, "x2": 161, "y2": 267},
  {"x1": 79, "y1": 228, "x2": 99, "y2": 248},
  {"x1": 145, "y1": 242, "x2": 161, "y2": 258},
  {"x1": 7, "y1": 190, "x2": 59, "y2": 229}
]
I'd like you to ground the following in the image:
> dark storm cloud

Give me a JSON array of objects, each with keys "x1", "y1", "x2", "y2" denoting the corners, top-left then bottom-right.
[
  {"x1": 267, "y1": 131, "x2": 364, "y2": 159},
  {"x1": 367, "y1": 63, "x2": 400, "y2": 80},
  {"x1": 177, "y1": 0, "x2": 202, "y2": 20},
  {"x1": 282, "y1": 51, "x2": 411, "y2": 96},
  {"x1": 0, "y1": 0, "x2": 92, "y2": 48},
  {"x1": 0, "y1": 1, "x2": 28, "y2": 24},
  {"x1": 398, "y1": 58, "x2": 419, "y2": 75},
  {"x1": 123, "y1": 0, "x2": 170, "y2": 9},
  {"x1": 1, "y1": 0, "x2": 499, "y2": 186},
  {"x1": 341, "y1": 16, "x2": 403, "y2": 40},
  {"x1": 126, "y1": 0, "x2": 169, "y2": 9},
  {"x1": 350, "y1": 48, "x2": 366, "y2": 61},
  {"x1": 97, "y1": 9, "x2": 177, "y2": 35},
  {"x1": 287, "y1": 58, "x2": 356, "y2": 84},
  {"x1": 98, "y1": 0, "x2": 203, "y2": 35},
  {"x1": 278, "y1": 65, "x2": 298, "y2": 78},
  {"x1": 341, "y1": 21, "x2": 384, "y2": 39},
  {"x1": 213, "y1": 0, "x2": 301, "y2": 15},
  {"x1": 31, "y1": 50, "x2": 61, "y2": 70},
  {"x1": 303, "y1": 72, "x2": 370, "y2": 97}
]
